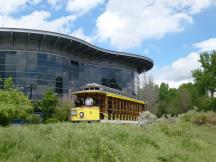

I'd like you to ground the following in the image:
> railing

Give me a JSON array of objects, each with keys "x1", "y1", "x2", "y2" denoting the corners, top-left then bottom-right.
[{"x1": 81, "y1": 83, "x2": 139, "y2": 100}]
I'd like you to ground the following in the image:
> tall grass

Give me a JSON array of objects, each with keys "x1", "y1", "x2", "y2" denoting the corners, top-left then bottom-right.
[{"x1": 0, "y1": 115, "x2": 216, "y2": 162}]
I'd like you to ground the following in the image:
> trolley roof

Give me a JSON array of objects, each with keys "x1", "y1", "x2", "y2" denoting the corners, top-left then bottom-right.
[{"x1": 72, "y1": 90, "x2": 145, "y2": 105}]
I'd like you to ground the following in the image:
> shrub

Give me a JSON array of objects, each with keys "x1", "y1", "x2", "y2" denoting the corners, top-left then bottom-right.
[
  {"x1": 0, "y1": 78, "x2": 33, "y2": 126},
  {"x1": 54, "y1": 98, "x2": 74, "y2": 121},
  {"x1": 40, "y1": 89, "x2": 58, "y2": 120},
  {"x1": 27, "y1": 115, "x2": 42, "y2": 124},
  {"x1": 138, "y1": 111, "x2": 157, "y2": 126},
  {"x1": 160, "y1": 114, "x2": 176, "y2": 123},
  {"x1": 179, "y1": 110, "x2": 216, "y2": 125},
  {"x1": 44, "y1": 118, "x2": 60, "y2": 124}
]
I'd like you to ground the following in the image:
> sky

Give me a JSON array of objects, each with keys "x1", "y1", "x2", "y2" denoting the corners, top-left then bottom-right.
[{"x1": 0, "y1": 0, "x2": 216, "y2": 88}]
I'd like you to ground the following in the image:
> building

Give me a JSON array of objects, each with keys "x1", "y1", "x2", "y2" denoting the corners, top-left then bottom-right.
[{"x1": 0, "y1": 28, "x2": 153, "y2": 100}]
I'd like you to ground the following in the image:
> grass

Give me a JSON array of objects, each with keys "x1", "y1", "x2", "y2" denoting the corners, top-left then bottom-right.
[{"x1": 0, "y1": 117, "x2": 216, "y2": 162}]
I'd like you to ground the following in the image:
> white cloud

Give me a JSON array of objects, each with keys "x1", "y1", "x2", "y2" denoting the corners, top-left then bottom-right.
[
  {"x1": 30, "y1": 0, "x2": 42, "y2": 5},
  {"x1": 155, "y1": 78, "x2": 194, "y2": 88},
  {"x1": 153, "y1": 52, "x2": 201, "y2": 88},
  {"x1": 154, "y1": 37, "x2": 216, "y2": 88},
  {"x1": 0, "y1": 0, "x2": 42, "y2": 15},
  {"x1": 193, "y1": 38, "x2": 216, "y2": 52},
  {"x1": 96, "y1": 0, "x2": 216, "y2": 50},
  {"x1": 47, "y1": 0, "x2": 62, "y2": 9},
  {"x1": 0, "y1": 0, "x2": 28, "y2": 15},
  {"x1": 0, "y1": 0, "x2": 105, "y2": 38},
  {"x1": 0, "y1": 11, "x2": 76, "y2": 33},
  {"x1": 71, "y1": 28, "x2": 92, "y2": 43},
  {"x1": 66, "y1": 0, "x2": 105, "y2": 15}
]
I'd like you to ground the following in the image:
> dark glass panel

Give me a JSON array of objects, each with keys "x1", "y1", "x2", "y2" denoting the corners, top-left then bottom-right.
[
  {"x1": 47, "y1": 55, "x2": 56, "y2": 62},
  {"x1": 5, "y1": 57, "x2": 16, "y2": 65},
  {"x1": 26, "y1": 64, "x2": 37, "y2": 73},
  {"x1": 0, "y1": 65, "x2": 5, "y2": 71},
  {"x1": 70, "y1": 60, "x2": 79, "y2": 67},
  {"x1": 17, "y1": 52, "x2": 27, "y2": 65},
  {"x1": 27, "y1": 53, "x2": 37, "y2": 65},
  {"x1": 38, "y1": 60, "x2": 48, "y2": 67},
  {"x1": 38, "y1": 66, "x2": 47, "y2": 73},
  {"x1": 56, "y1": 76, "x2": 63, "y2": 94},
  {"x1": 37, "y1": 79, "x2": 48, "y2": 86},
  {"x1": 0, "y1": 57, "x2": 5, "y2": 64},
  {"x1": 5, "y1": 64, "x2": 16, "y2": 71},
  {"x1": 0, "y1": 71, "x2": 5, "y2": 78},
  {"x1": 38, "y1": 53, "x2": 47, "y2": 60},
  {"x1": 5, "y1": 51, "x2": 16, "y2": 58},
  {"x1": 16, "y1": 72, "x2": 26, "y2": 79},
  {"x1": 47, "y1": 67, "x2": 56, "y2": 74},
  {"x1": 16, "y1": 65, "x2": 26, "y2": 72},
  {"x1": 0, "y1": 52, "x2": 6, "y2": 58},
  {"x1": 4, "y1": 72, "x2": 16, "y2": 78}
]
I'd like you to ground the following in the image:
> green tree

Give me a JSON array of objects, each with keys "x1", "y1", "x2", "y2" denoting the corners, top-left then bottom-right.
[
  {"x1": 0, "y1": 78, "x2": 33, "y2": 126},
  {"x1": 158, "y1": 83, "x2": 170, "y2": 101},
  {"x1": 179, "y1": 83, "x2": 200, "y2": 104},
  {"x1": 192, "y1": 51, "x2": 216, "y2": 111},
  {"x1": 54, "y1": 98, "x2": 74, "y2": 121},
  {"x1": 192, "y1": 51, "x2": 216, "y2": 98},
  {"x1": 177, "y1": 84, "x2": 193, "y2": 113},
  {"x1": 157, "y1": 83, "x2": 171, "y2": 116},
  {"x1": 40, "y1": 89, "x2": 58, "y2": 119},
  {"x1": 3, "y1": 77, "x2": 14, "y2": 90},
  {"x1": 157, "y1": 83, "x2": 179, "y2": 116}
]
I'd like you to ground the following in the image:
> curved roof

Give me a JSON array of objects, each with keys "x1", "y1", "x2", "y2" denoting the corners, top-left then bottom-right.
[{"x1": 0, "y1": 28, "x2": 153, "y2": 73}]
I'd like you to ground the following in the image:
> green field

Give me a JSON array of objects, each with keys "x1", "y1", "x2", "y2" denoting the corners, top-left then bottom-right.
[{"x1": 0, "y1": 119, "x2": 216, "y2": 162}]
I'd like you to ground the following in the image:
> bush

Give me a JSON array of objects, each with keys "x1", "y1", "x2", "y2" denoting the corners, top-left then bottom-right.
[
  {"x1": 54, "y1": 98, "x2": 74, "y2": 121},
  {"x1": 44, "y1": 118, "x2": 60, "y2": 124},
  {"x1": 138, "y1": 111, "x2": 157, "y2": 126},
  {"x1": 40, "y1": 89, "x2": 58, "y2": 120},
  {"x1": 180, "y1": 110, "x2": 216, "y2": 125},
  {"x1": 27, "y1": 115, "x2": 42, "y2": 124},
  {"x1": 0, "y1": 78, "x2": 33, "y2": 126}
]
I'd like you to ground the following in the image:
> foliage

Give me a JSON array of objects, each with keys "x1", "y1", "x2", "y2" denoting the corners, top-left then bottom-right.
[
  {"x1": 44, "y1": 118, "x2": 60, "y2": 124},
  {"x1": 138, "y1": 111, "x2": 157, "y2": 126},
  {"x1": 3, "y1": 77, "x2": 14, "y2": 91},
  {"x1": 37, "y1": 90, "x2": 74, "y2": 122},
  {"x1": 158, "y1": 83, "x2": 171, "y2": 101},
  {"x1": 26, "y1": 115, "x2": 42, "y2": 124},
  {"x1": 0, "y1": 118, "x2": 216, "y2": 162},
  {"x1": 0, "y1": 78, "x2": 33, "y2": 126},
  {"x1": 180, "y1": 110, "x2": 216, "y2": 125},
  {"x1": 157, "y1": 83, "x2": 180, "y2": 116},
  {"x1": 192, "y1": 50, "x2": 216, "y2": 98},
  {"x1": 138, "y1": 51, "x2": 215, "y2": 116},
  {"x1": 54, "y1": 98, "x2": 74, "y2": 121},
  {"x1": 40, "y1": 89, "x2": 58, "y2": 120},
  {"x1": 156, "y1": 82, "x2": 206, "y2": 116}
]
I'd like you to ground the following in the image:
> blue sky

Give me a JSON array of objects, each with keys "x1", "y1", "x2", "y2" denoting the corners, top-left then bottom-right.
[{"x1": 0, "y1": 0, "x2": 216, "y2": 87}]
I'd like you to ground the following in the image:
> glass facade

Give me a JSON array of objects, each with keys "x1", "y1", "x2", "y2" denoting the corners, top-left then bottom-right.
[{"x1": 0, "y1": 51, "x2": 139, "y2": 100}]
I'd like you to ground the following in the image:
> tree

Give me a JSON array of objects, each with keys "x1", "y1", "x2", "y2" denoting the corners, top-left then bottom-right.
[
  {"x1": 158, "y1": 83, "x2": 170, "y2": 101},
  {"x1": 3, "y1": 77, "x2": 14, "y2": 90},
  {"x1": 54, "y1": 98, "x2": 74, "y2": 121},
  {"x1": 192, "y1": 51, "x2": 216, "y2": 98},
  {"x1": 177, "y1": 84, "x2": 193, "y2": 113},
  {"x1": 0, "y1": 78, "x2": 33, "y2": 126},
  {"x1": 157, "y1": 83, "x2": 171, "y2": 116},
  {"x1": 138, "y1": 81, "x2": 159, "y2": 114},
  {"x1": 40, "y1": 89, "x2": 58, "y2": 119},
  {"x1": 157, "y1": 83, "x2": 180, "y2": 116}
]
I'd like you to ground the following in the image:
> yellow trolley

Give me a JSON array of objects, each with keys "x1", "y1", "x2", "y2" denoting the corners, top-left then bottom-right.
[{"x1": 70, "y1": 84, "x2": 145, "y2": 122}]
